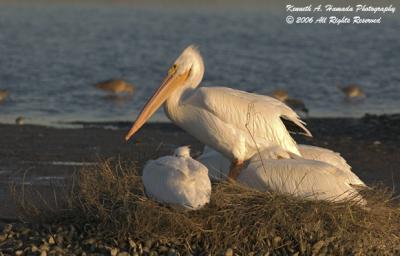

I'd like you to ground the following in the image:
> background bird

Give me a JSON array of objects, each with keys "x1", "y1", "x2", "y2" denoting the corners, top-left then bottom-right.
[
  {"x1": 284, "y1": 98, "x2": 309, "y2": 115},
  {"x1": 338, "y1": 84, "x2": 365, "y2": 99},
  {"x1": 0, "y1": 89, "x2": 9, "y2": 102},
  {"x1": 95, "y1": 79, "x2": 136, "y2": 94},
  {"x1": 270, "y1": 88, "x2": 288, "y2": 102},
  {"x1": 269, "y1": 89, "x2": 308, "y2": 115}
]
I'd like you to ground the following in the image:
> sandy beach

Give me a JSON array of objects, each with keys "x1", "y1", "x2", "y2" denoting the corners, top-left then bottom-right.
[{"x1": 1, "y1": 114, "x2": 399, "y2": 219}]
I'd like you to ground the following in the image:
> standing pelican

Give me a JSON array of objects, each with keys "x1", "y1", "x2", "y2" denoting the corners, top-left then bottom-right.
[
  {"x1": 142, "y1": 146, "x2": 211, "y2": 209},
  {"x1": 200, "y1": 146, "x2": 366, "y2": 204},
  {"x1": 198, "y1": 145, "x2": 365, "y2": 187},
  {"x1": 125, "y1": 45, "x2": 311, "y2": 179}
]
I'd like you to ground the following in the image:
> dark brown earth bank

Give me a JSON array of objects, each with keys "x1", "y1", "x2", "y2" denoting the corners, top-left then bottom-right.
[{"x1": 1, "y1": 114, "x2": 400, "y2": 218}]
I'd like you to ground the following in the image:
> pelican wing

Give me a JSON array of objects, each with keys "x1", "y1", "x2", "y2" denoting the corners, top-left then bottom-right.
[
  {"x1": 299, "y1": 145, "x2": 351, "y2": 171},
  {"x1": 184, "y1": 87, "x2": 312, "y2": 140},
  {"x1": 244, "y1": 158, "x2": 366, "y2": 204},
  {"x1": 298, "y1": 145, "x2": 365, "y2": 186}
]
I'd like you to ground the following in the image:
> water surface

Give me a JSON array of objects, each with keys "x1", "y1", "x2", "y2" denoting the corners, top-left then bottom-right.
[{"x1": 0, "y1": 4, "x2": 399, "y2": 125}]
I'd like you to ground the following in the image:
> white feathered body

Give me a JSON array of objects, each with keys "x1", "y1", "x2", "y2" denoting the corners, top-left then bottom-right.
[
  {"x1": 243, "y1": 155, "x2": 365, "y2": 204},
  {"x1": 143, "y1": 147, "x2": 211, "y2": 210},
  {"x1": 199, "y1": 144, "x2": 365, "y2": 186},
  {"x1": 198, "y1": 146, "x2": 366, "y2": 203},
  {"x1": 298, "y1": 145, "x2": 365, "y2": 186},
  {"x1": 166, "y1": 87, "x2": 311, "y2": 163}
]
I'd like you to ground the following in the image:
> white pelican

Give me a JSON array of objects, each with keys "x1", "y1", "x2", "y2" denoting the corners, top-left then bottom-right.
[
  {"x1": 125, "y1": 45, "x2": 311, "y2": 179},
  {"x1": 199, "y1": 146, "x2": 366, "y2": 204},
  {"x1": 142, "y1": 146, "x2": 211, "y2": 210},
  {"x1": 198, "y1": 145, "x2": 366, "y2": 187}
]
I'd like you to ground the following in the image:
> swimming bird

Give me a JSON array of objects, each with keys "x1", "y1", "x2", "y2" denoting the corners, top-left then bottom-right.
[
  {"x1": 338, "y1": 84, "x2": 365, "y2": 99},
  {"x1": 284, "y1": 98, "x2": 309, "y2": 115},
  {"x1": 199, "y1": 145, "x2": 365, "y2": 187},
  {"x1": 95, "y1": 79, "x2": 135, "y2": 94},
  {"x1": 125, "y1": 45, "x2": 311, "y2": 180},
  {"x1": 268, "y1": 90, "x2": 308, "y2": 115},
  {"x1": 270, "y1": 89, "x2": 288, "y2": 102},
  {"x1": 0, "y1": 89, "x2": 9, "y2": 102},
  {"x1": 142, "y1": 146, "x2": 211, "y2": 210},
  {"x1": 199, "y1": 146, "x2": 366, "y2": 204},
  {"x1": 15, "y1": 116, "x2": 24, "y2": 125}
]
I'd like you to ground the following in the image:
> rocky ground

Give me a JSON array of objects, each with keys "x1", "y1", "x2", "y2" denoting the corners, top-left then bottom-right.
[{"x1": 0, "y1": 222, "x2": 186, "y2": 256}]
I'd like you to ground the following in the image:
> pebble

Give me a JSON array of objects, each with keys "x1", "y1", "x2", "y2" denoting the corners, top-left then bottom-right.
[
  {"x1": 3, "y1": 224, "x2": 13, "y2": 233},
  {"x1": 110, "y1": 247, "x2": 119, "y2": 256},
  {"x1": 158, "y1": 245, "x2": 169, "y2": 253},
  {"x1": 224, "y1": 248, "x2": 234, "y2": 256},
  {"x1": 273, "y1": 236, "x2": 282, "y2": 247},
  {"x1": 39, "y1": 243, "x2": 50, "y2": 252},
  {"x1": 83, "y1": 238, "x2": 96, "y2": 245},
  {"x1": 31, "y1": 244, "x2": 39, "y2": 252},
  {"x1": 312, "y1": 240, "x2": 325, "y2": 254},
  {"x1": 117, "y1": 252, "x2": 130, "y2": 256},
  {"x1": 48, "y1": 235, "x2": 55, "y2": 245},
  {"x1": 145, "y1": 239, "x2": 153, "y2": 249},
  {"x1": 56, "y1": 234, "x2": 64, "y2": 245},
  {"x1": 167, "y1": 248, "x2": 178, "y2": 256},
  {"x1": 149, "y1": 251, "x2": 159, "y2": 256}
]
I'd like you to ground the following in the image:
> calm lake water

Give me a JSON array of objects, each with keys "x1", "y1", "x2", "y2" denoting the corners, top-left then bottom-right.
[{"x1": 0, "y1": 4, "x2": 399, "y2": 125}]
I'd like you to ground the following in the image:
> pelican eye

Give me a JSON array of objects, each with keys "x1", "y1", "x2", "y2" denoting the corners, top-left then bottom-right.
[{"x1": 168, "y1": 64, "x2": 177, "y2": 75}]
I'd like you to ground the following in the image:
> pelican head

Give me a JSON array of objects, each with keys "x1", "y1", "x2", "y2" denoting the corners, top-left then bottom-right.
[
  {"x1": 174, "y1": 146, "x2": 191, "y2": 158},
  {"x1": 125, "y1": 45, "x2": 204, "y2": 141}
]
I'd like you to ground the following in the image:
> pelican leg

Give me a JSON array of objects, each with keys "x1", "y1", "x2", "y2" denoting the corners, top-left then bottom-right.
[{"x1": 227, "y1": 159, "x2": 244, "y2": 182}]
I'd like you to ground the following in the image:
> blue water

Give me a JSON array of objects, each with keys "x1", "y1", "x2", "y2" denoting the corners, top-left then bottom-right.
[{"x1": 0, "y1": 4, "x2": 399, "y2": 125}]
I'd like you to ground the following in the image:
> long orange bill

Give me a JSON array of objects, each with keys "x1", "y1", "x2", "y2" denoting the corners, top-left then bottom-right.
[{"x1": 125, "y1": 70, "x2": 190, "y2": 141}]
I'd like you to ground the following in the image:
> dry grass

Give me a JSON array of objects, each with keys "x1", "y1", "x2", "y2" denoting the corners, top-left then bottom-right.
[{"x1": 42, "y1": 159, "x2": 400, "y2": 255}]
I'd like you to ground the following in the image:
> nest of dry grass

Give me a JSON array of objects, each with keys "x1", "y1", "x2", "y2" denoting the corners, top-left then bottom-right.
[{"x1": 41, "y1": 158, "x2": 399, "y2": 255}]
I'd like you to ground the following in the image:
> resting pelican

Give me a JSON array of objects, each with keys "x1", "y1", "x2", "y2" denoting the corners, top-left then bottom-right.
[
  {"x1": 125, "y1": 45, "x2": 311, "y2": 179},
  {"x1": 142, "y1": 146, "x2": 211, "y2": 210},
  {"x1": 199, "y1": 146, "x2": 366, "y2": 204},
  {"x1": 198, "y1": 145, "x2": 366, "y2": 187}
]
